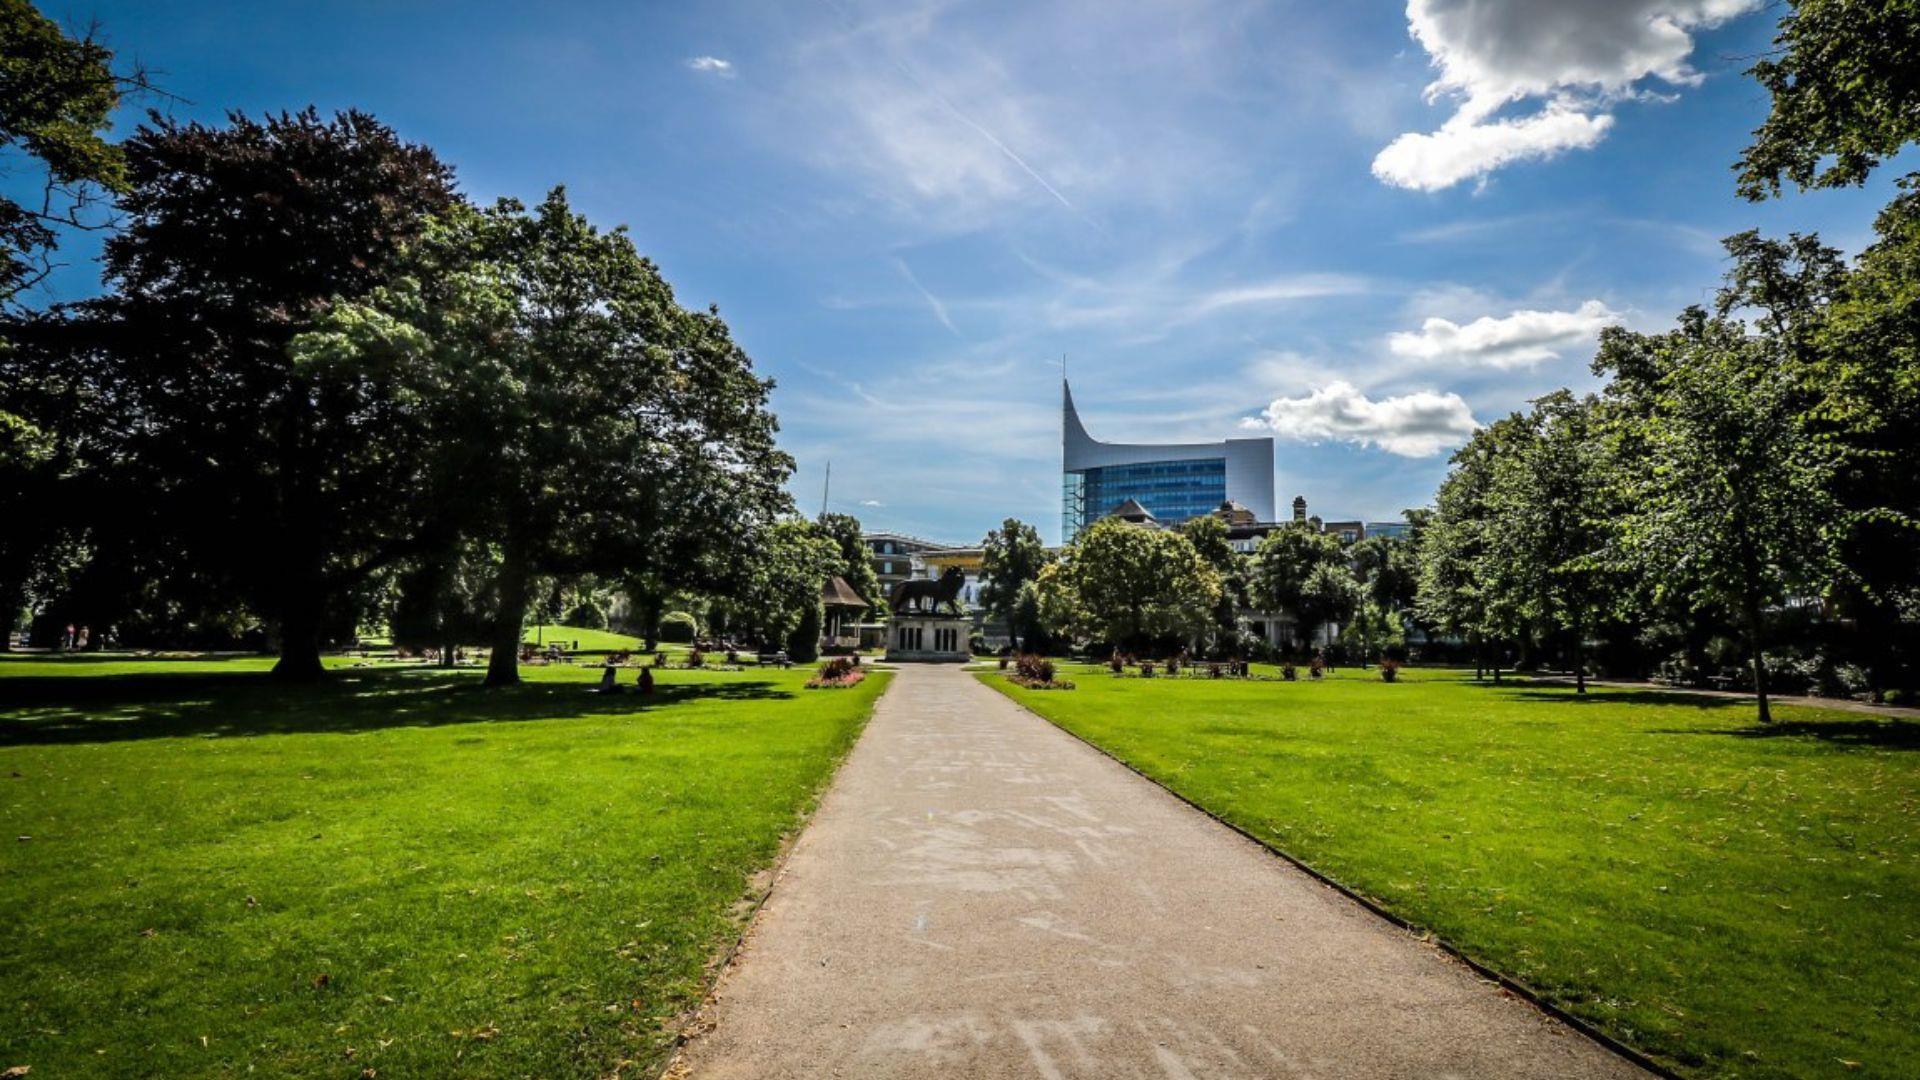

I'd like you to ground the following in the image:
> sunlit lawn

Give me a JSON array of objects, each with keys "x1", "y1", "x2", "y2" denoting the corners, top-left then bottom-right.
[
  {"x1": 1, "y1": 653, "x2": 887, "y2": 1077},
  {"x1": 985, "y1": 664, "x2": 1919, "y2": 1080}
]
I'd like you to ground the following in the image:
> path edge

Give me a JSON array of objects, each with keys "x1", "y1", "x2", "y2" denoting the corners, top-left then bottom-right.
[
  {"x1": 976, "y1": 673, "x2": 1681, "y2": 1080},
  {"x1": 653, "y1": 669, "x2": 898, "y2": 1080}
]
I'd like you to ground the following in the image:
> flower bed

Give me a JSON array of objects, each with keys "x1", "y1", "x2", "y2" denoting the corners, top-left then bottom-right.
[
  {"x1": 806, "y1": 656, "x2": 867, "y2": 689},
  {"x1": 1008, "y1": 654, "x2": 1075, "y2": 690}
]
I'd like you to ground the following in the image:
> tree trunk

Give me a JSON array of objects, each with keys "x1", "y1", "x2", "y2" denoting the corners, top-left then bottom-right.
[
  {"x1": 1572, "y1": 619, "x2": 1586, "y2": 694},
  {"x1": 271, "y1": 600, "x2": 327, "y2": 682},
  {"x1": 1746, "y1": 595, "x2": 1772, "y2": 724},
  {"x1": 487, "y1": 554, "x2": 532, "y2": 687}
]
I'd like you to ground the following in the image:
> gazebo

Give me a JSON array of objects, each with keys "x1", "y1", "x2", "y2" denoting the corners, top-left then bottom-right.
[{"x1": 819, "y1": 576, "x2": 869, "y2": 653}]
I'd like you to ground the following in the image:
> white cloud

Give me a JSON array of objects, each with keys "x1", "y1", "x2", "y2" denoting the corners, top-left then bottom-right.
[
  {"x1": 1387, "y1": 299, "x2": 1618, "y2": 369},
  {"x1": 1244, "y1": 381, "x2": 1479, "y2": 457},
  {"x1": 860, "y1": 499, "x2": 885, "y2": 507},
  {"x1": 1372, "y1": 103, "x2": 1612, "y2": 192},
  {"x1": 1375, "y1": 0, "x2": 1761, "y2": 190},
  {"x1": 1191, "y1": 274, "x2": 1371, "y2": 314},
  {"x1": 687, "y1": 56, "x2": 735, "y2": 77}
]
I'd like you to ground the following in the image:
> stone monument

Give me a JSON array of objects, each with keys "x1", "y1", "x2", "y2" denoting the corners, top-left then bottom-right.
[{"x1": 884, "y1": 566, "x2": 971, "y2": 663}]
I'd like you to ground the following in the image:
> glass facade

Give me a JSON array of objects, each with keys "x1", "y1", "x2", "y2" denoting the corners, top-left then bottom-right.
[{"x1": 1062, "y1": 457, "x2": 1227, "y2": 540}]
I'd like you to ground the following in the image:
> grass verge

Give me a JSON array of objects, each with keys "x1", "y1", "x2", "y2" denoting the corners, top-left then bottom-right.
[
  {"x1": 1, "y1": 654, "x2": 888, "y2": 1077},
  {"x1": 983, "y1": 663, "x2": 1919, "y2": 1080}
]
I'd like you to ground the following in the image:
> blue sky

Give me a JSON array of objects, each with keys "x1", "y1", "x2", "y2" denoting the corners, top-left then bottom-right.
[{"x1": 16, "y1": 0, "x2": 1915, "y2": 544}]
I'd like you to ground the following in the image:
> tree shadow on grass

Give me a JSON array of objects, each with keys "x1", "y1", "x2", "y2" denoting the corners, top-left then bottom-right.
[
  {"x1": 1651, "y1": 718, "x2": 1920, "y2": 750},
  {"x1": 0, "y1": 667, "x2": 793, "y2": 747},
  {"x1": 1503, "y1": 687, "x2": 1751, "y2": 711},
  {"x1": 0, "y1": 651, "x2": 267, "y2": 665}
]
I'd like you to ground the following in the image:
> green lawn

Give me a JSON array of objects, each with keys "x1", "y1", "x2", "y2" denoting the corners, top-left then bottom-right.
[
  {"x1": 985, "y1": 664, "x2": 1919, "y2": 1080},
  {"x1": 1, "y1": 653, "x2": 888, "y2": 1077},
  {"x1": 520, "y1": 624, "x2": 646, "y2": 651}
]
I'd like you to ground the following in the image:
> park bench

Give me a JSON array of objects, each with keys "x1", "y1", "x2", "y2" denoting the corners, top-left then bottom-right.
[{"x1": 756, "y1": 649, "x2": 791, "y2": 668}]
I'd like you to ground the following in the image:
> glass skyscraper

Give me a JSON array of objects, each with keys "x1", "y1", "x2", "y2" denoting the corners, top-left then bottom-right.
[{"x1": 1061, "y1": 380, "x2": 1275, "y2": 540}]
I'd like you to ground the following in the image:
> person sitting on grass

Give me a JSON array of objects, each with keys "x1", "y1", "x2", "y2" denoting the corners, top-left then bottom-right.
[{"x1": 598, "y1": 664, "x2": 621, "y2": 693}]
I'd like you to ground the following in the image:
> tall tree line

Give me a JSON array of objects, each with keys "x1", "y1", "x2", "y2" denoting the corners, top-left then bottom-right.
[
  {"x1": 1415, "y1": 0, "x2": 1920, "y2": 714},
  {"x1": 0, "y1": 9, "x2": 807, "y2": 682}
]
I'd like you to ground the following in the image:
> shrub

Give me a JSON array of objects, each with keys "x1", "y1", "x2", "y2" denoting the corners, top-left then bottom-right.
[
  {"x1": 807, "y1": 655, "x2": 864, "y2": 688},
  {"x1": 566, "y1": 599, "x2": 608, "y2": 631},
  {"x1": 1108, "y1": 653, "x2": 1125, "y2": 674},
  {"x1": 1281, "y1": 662, "x2": 1297, "y2": 681},
  {"x1": 1380, "y1": 658, "x2": 1401, "y2": 683},
  {"x1": 1010, "y1": 653, "x2": 1074, "y2": 690},
  {"x1": 787, "y1": 602, "x2": 822, "y2": 664},
  {"x1": 659, "y1": 611, "x2": 698, "y2": 643},
  {"x1": 686, "y1": 648, "x2": 705, "y2": 668},
  {"x1": 1140, "y1": 660, "x2": 1157, "y2": 678}
]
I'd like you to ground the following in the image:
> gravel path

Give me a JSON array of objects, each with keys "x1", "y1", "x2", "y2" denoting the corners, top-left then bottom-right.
[{"x1": 672, "y1": 664, "x2": 1647, "y2": 1079}]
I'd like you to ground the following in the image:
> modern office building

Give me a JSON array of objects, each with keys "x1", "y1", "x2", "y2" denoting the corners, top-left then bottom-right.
[{"x1": 1061, "y1": 380, "x2": 1275, "y2": 540}]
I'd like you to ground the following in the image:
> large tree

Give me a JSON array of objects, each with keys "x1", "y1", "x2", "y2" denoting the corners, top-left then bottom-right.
[
  {"x1": 1737, "y1": 0, "x2": 1920, "y2": 200},
  {"x1": 77, "y1": 108, "x2": 458, "y2": 679},
  {"x1": 1249, "y1": 522, "x2": 1348, "y2": 650},
  {"x1": 1347, "y1": 533, "x2": 1416, "y2": 667},
  {"x1": 0, "y1": 0, "x2": 135, "y2": 308},
  {"x1": 1416, "y1": 416, "x2": 1531, "y2": 680},
  {"x1": 1037, "y1": 517, "x2": 1218, "y2": 650},
  {"x1": 1807, "y1": 184, "x2": 1920, "y2": 690},
  {"x1": 816, "y1": 512, "x2": 882, "y2": 607},
  {"x1": 1177, "y1": 513, "x2": 1245, "y2": 651},
  {"x1": 297, "y1": 188, "x2": 792, "y2": 684},
  {"x1": 1484, "y1": 391, "x2": 1611, "y2": 692},
  {"x1": 1598, "y1": 310, "x2": 1837, "y2": 722},
  {"x1": 979, "y1": 517, "x2": 1051, "y2": 651}
]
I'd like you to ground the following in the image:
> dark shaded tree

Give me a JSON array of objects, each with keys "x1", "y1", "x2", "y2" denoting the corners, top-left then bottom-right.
[{"x1": 80, "y1": 108, "x2": 458, "y2": 679}]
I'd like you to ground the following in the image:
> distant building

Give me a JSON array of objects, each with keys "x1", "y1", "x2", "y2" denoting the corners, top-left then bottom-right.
[
  {"x1": 1366, "y1": 520, "x2": 1414, "y2": 542},
  {"x1": 1062, "y1": 380, "x2": 1274, "y2": 541},
  {"x1": 863, "y1": 532, "x2": 954, "y2": 595}
]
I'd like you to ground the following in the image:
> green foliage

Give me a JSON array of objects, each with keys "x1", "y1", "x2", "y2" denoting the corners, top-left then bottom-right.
[
  {"x1": 0, "y1": 0, "x2": 129, "y2": 305},
  {"x1": 814, "y1": 511, "x2": 881, "y2": 606},
  {"x1": 991, "y1": 666, "x2": 1920, "y2": 1079},
  {"x1": 0, "y1": 654, "x2": 889, "y2": 1077},
  {"x1": 979, "y1": 517, "x2": 1051, "y2": 648},
  {"x1": 1250, "y1": 522, "x2": 1349, "y2": 647},
  {"x1": 1178, "y1": 513, "x2": 1246, "y2": 647},
  {"x1": 296, "y1": 187, "x2": 792, "y2": 685},
  {"x1": 659, "y1": 610, "x2": 699, "y2": 644},
  {"x1": 787, "y1": 598, "x2": 822, "y2": 663},
  {"x1": 564, "y1": 598, "x2": 607, "y2": 631},
  {"x1": 729, "y1": 518, "x2": 839, "y2": 650},
  {"x1": 1737, "y1": 0, "x2": 1920, "y2": 199},
  {"x1": 71, "y1": 108, "x2": 459, "y2": 678},
  {"x1": 1597, "y1": 309, "x2": 1837, "y2": 720},
  {"x1": 1483, "y1": 390, "x2": 1614, "y2": 689},
  {"x1": 1038, "y1": 517, "x2": 1220, "y2": 647}
]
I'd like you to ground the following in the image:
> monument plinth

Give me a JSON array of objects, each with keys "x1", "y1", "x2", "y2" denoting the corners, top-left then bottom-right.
[{"x1": 884, "y1": 613, "x2": 971, "y2": 663}]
